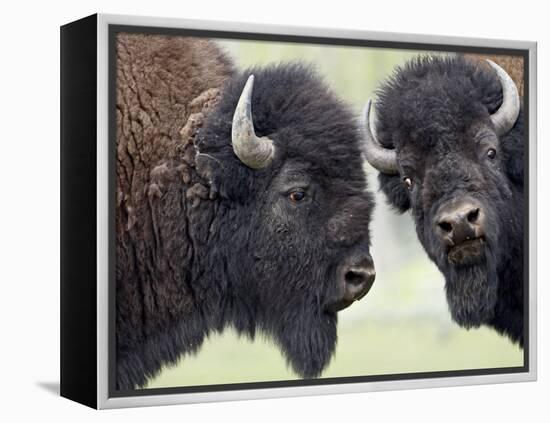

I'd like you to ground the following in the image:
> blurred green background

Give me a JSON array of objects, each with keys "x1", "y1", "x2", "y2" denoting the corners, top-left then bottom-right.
[{"x1": 145, "y1": 38, "x2": 523, "y2": 389}]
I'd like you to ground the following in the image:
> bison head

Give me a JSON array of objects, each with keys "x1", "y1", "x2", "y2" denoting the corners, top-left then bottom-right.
[
  {"x1": 362, "y1": 56, "x2": 523, "y2": 331},
  {"x1": 196, "y1": 63, "x2": 375, "y2": 377}
]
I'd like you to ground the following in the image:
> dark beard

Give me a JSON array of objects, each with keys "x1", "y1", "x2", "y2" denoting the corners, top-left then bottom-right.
[
  {"x1": 269, "y1": 309, "x2": 337, "y2": 379},
  {"x1": 444, "y1": 249, "x2": 498, "y2": 328}
]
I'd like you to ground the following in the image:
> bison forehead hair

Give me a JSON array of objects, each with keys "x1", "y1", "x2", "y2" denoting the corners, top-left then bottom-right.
[
  {"x1": 370, "y1": 55, "x2": 524, "y2": 344},
  {"x1": 198, "y1": 63, "x2": 368, "y2": 199}
]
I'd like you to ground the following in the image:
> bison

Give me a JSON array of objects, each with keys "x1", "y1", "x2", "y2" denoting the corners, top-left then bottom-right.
[
  {"x1": 361, "y1": 55, "x2": 524, "y2": 345},
  {"x1": 116, "y1": 33, "x2": 375, "y2": 390}
]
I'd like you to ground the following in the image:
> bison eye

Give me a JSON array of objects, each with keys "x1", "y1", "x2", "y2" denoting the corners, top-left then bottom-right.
[
  {"x1": 487, "y1": 148, "x2": 497, "y2": 160},
  {"x1": 289, "y1": 189, "x2": 306, "y2": 203},
  {"x1": 403, "y1": 177, "x2": 413, "y2": 190}
]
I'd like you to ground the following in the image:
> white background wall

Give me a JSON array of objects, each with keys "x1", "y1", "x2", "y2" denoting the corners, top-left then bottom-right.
[{"x1": 0, "y1": 0, "x2": 547, "y2": 421}]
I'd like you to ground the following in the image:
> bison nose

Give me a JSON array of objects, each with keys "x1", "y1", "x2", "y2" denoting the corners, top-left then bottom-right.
[
  {"x1": 435, "y1": 198, "x2": 485, "y2": 246},
  {"x1": 342, "y1": 256, "x2": 376, "y2": 302}
]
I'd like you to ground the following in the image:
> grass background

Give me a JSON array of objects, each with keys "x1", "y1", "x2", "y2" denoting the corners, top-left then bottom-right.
[{"x1": 145, "y1": 37, "x2": 523, "y2": 389}]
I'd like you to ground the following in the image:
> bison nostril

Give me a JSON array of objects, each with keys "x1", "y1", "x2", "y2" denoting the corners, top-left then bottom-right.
[
  {"x1": 467, "y1": 208, "x2": 480, "y2": 223},
  {"x1": 340, "y1": 258, "x2": 376, "y2": 305},
  {"x1": 345, "y1": 270, "x2": 365, "y2": 286},
  {"x1": 343, "y1": 265, "x2": 376, "y2": 301},
  {"x1": 438, "y1": 221, "x2": 453, "y2": 233}
]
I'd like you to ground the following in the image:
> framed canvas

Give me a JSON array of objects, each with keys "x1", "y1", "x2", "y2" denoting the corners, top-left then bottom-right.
[{"x1": 60, "y1": 13, "x2": 537, "y2": 409}]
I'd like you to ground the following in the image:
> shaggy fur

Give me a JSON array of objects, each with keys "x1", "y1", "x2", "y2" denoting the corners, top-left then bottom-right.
[
  {"x1": 116, "y1": 34, "x2": 374, "y2": 390},
  {"x1": 372, "y1": 55, "x2": 524, "y2": 345}
]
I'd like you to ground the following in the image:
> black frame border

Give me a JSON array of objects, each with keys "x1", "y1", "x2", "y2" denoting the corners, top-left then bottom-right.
[
  {"x1": 60, "y1": 14, "x2": 98, "y2": 409},
  {"x1": 107, "y1": 23, "x2": 530, "y2": 399}
]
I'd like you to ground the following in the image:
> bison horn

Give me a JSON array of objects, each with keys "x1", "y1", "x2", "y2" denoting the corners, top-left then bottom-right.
[
  {"x1": 486, "y1": 59, "x2": 521, "y2": 137},
  {"x1": 361, "y1": 99, "x2": 398, "y2": 174},
  {"x1": 231, "y1": 75, "x2": 274, "y2": 169}
]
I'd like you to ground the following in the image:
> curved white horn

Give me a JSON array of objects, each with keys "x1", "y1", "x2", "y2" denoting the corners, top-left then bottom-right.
[
  {"x1": 231, "y1": 75, "x2": 274, "y2": 169},
  {"x1": 361, "y1": 99, "x2": 398, "y2": 174},
  {"x1": 486, "y1": 59, "x2": 521, "y2": 136}
]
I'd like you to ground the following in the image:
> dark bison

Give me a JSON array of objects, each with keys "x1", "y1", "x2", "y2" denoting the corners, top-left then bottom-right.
[
  {"x1": 362, "y1": 55, "x2": 524, "y2": 345},
  {"x1": 116, "y1": 34, "x2": 375, "y2": 389}
]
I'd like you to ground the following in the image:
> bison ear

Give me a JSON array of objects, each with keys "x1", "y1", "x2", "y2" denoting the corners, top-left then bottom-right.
[{"x1": 378, "y1": 173, "x2": 410, "y2": 213}]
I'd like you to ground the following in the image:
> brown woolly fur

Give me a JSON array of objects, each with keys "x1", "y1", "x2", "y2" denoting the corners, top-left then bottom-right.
[
  {"x1": 116, "y1": 34, "x2": 374, "y2": 390},
  {"x1": 116, "y1": 33, "x2": 234, "y2": 390}
]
